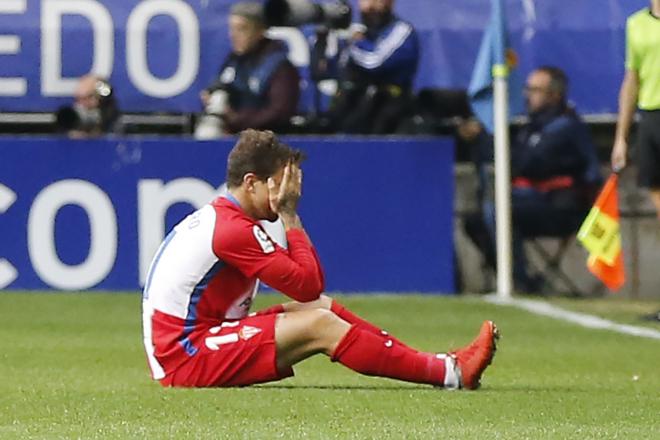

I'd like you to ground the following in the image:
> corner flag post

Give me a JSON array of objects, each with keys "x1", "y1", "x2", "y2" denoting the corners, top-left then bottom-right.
[
  {"x1": 493, "y1": 64, "x2": 513, "y2": 299},
  {"x1": 467, "y1": 0, "x2": 517, "y2": 299}
]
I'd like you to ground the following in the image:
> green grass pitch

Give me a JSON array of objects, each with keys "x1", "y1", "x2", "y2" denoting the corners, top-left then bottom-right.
[{"x1": 1, "y1": 292, "x2": 658, "y2": 439}]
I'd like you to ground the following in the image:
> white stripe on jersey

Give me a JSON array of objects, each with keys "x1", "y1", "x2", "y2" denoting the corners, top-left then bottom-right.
[
  {"x1": 144, "y1": 205, "x2": 219, "y2": 319},
  {"x1": 349, "y1": 21, "x2": 412, "y2": 70},
  {"x1": 142, "y1": 303, "x2": 165, "y2": 379},
  {"x1": 142, "y1": 205, "x2": 219, "y2": 379}
]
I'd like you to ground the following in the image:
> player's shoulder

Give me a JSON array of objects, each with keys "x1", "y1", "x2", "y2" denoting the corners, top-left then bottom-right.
[
  {"x1": 210, "y1": 198, "x2": 275, "y2": 253},
  {"x1": 211, "y1": 197, "x2": 253, "y2": 231},
  {"x1": 215, "y1": 221, "x2": 277, "y2": 257},
  {"x1": 171, "y1": 203, "x2": 216, "y2": 235},
  {"x1": 211, "y1": 196, "x2": 244, "y2": 217},
  {"x1": 628, "y1": 8, "x2": 652, "y2": 26}
]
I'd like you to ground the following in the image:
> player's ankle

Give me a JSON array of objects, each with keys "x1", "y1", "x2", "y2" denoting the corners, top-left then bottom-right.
[{"x1": 436, "y1": 353, "x2": 461, "y2": 390}]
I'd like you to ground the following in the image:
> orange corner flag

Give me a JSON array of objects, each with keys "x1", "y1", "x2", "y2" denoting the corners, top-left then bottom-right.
[{"x1": 577, "y1": 174, "x2": 625, "y2": 291}]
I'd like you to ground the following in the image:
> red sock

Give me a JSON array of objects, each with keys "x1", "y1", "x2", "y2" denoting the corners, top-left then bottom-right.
[
  {"x1": 330, "y1": 300, "x2": 405, "y2": 346},
  {"x1": 252, "y1": 304, "x2": 285, "y2": 316},
  {"x1": 331, "y1": 325, "x2": 449, "y2": 386}
]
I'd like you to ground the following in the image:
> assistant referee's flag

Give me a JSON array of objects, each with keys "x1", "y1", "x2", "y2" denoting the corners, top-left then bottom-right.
[{"x1": 577, "y1": 174, "x2": 625, "y2": 291}]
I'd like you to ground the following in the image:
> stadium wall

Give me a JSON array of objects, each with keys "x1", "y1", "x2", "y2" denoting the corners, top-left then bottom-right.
[
  {"x1": 0, "y1": 0, "x2": 649, "y2": 115},
  {"x1": 0, "y1": 137, "x2": 455, "y2": 293}
]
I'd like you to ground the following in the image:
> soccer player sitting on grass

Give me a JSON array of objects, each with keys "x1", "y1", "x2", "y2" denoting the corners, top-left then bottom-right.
[{"x1": 142, "y1": 129, "x2": 498, "y2": 389}]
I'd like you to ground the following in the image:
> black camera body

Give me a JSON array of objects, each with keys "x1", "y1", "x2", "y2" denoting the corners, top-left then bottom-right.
[
  {"x1": 264, "y1": 0, "x2": 352, "y2": 29},
  {"x1": 55, "y1": 79, "x2": 120, "y2": 135}
]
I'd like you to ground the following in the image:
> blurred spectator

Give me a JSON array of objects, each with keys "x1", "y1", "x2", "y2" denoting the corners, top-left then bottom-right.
[
  {"x1": 460, "y1": 66, "x2": 602, "y2": 293},
  {"x1": 195, "y1": 1, "x2": 300, "y2": 139},
  {"x1": 397, "y1": 88, "x2": 473, "y2": 136},
  {"x1": 55, "y1": 75, "x2": 120, "y2": 138},
  {"x1": 313, "y1": 0, "x2": 419, "y2": 134}
]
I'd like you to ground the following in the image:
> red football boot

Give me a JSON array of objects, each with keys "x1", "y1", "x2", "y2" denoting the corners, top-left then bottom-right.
[{"x1": 450, "y1": 320, "x2": 499, "y2": 390}]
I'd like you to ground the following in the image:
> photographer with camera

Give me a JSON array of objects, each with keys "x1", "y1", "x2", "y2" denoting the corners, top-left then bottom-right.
[
  {"x1": 195, "y1": 2, "x2": 300, "y2": 139},
  {"x1": 55, "y1": 75, "x2": 120, "y2": 138},
  {"x1": 313, "y1": 0, "x2": 419, "y2": 134}
]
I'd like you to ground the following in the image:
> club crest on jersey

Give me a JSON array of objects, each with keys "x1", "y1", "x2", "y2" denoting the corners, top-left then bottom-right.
[
  {"x1": 253, "y1": 225, "x2": 275, "y2": 254},
  {"x1": 239, "y1": 325, "x2": 262, "y2": 341}
]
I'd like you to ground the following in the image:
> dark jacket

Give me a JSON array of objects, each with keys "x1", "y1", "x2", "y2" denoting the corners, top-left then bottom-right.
[
  {"x1": 208, "y1": 38, "x2": 300, "y2": 133},
  {"x1": 343, "y1": 16, "x2": 419, "y2": 89},
  {"x1": 511, "y1": 105, "x2": 602, "y2": 209}
]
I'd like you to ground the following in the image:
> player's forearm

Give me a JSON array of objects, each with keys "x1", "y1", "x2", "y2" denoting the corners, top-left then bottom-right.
[
  {"x1": 257, "y1": 230, "x2": 325, "y2": 302},
  {"x1": 614, "y1": 71, "x2": 639, "y2": 143},
  {"x1": 285, "y1": 229, "x2": 325, "y2": 300},
  {"x1": 279, "y1": 212, "x2": 317, "y2": 268}
]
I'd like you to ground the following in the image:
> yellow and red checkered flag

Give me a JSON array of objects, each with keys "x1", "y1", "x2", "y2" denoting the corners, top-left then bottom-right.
[{"x1": 577, "y1": 174, "x2": 625, "y2": 291}]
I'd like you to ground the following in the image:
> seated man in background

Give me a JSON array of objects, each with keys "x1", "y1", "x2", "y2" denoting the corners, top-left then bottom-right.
[
  {"x1": 313, "y1": 0, "x2": 419, "y2": 134},
  {"x1": 460, "y1": 66, "x2": 602, "y2": 292},
  {"x1": 55, "y1": 75, "x2": 120, "y2": 138},
  {"x1": 195, "y1": 2, "x2": 300, "y2": 139}
]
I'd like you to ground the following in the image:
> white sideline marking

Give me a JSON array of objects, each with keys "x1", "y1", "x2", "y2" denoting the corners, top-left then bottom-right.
[{"x1": 484, "y1": 295, "x2": 660, "y2": 341}]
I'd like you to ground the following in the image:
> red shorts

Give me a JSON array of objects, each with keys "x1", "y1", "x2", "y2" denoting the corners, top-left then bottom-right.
[{"x1": 159, "y1": 313, "x2": 293, "y2": 387}]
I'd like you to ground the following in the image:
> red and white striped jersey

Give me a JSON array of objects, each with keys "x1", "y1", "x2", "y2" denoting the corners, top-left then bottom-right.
[{"x1": 142, "y1": 195, "x2": 324, "y2": 380}]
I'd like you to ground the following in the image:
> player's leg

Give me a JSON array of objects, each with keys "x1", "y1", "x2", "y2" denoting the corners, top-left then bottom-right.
[
  {"x1": 274, "y1": 294, "x2": 406, "y2": 345},
  {"x1": 650, "y1": 189, "x2": 660, "y2": 221},
  {"x1": 250, "y1": 294, "x2": 332, "y2": 317},
  {"x1": 280, "y1": 294, "x2": 333, "y2": 312},
  {"x1": 330, "y1": 319, "x2": 499, "y2": 390},
  {"x1": 275, "y1": 309, "x2": 451, "y2": 387},
  {"x1": 637, "y1": 112, "x2": 660, "y2": 222},
  {"x1": 274, "y1": 309, "x2": 499, "y2": 389},
  {"x1": 274, "y1": 308, "x2": 350, "y2": 367},
  {"x1": 326, "y1": 298, "x2": 408, "y2": 346},
  {"x1": 647, "y1": 118, "x2": 660, "y2": 221}
]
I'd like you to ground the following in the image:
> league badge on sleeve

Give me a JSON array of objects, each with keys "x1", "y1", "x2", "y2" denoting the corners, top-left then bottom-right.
[{"x1": 253, "y1": 225, "x2": 275, "y2": 254}]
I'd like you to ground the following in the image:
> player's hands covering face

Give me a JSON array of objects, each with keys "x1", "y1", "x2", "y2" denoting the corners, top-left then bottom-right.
[{"x1": 268, "y1": 161, "x2": 302, "y2": 216}]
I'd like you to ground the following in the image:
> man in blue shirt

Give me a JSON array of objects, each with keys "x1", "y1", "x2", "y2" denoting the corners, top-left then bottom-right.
[{"x1": 316, "y1": 0, "x2": 419, "y2": 134}]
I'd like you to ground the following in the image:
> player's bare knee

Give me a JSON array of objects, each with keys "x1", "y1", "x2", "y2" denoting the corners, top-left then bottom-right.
[
  {"x1": 275, "y1": 309, "x2": 349, "y2": 355},
  {"x1": 317, "y1": 294, "x2": 333, "y2": 310},
  {"x1": 308, "y1": 308, "x2": 334, "y2": 328},
  {"x1": 308, "y1": 309, "x2": 350, "y2": 352}
]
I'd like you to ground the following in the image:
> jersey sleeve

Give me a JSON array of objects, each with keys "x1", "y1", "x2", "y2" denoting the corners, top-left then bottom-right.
[
  {"x1": 625, "y1": 17, "x2": 640, "y2": 72},
  {"x1": 213, "y1": 221, "x2": 324, "y2": 302}
]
